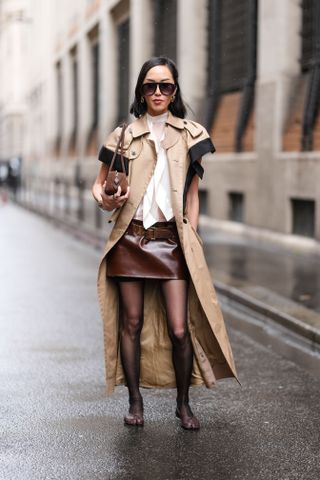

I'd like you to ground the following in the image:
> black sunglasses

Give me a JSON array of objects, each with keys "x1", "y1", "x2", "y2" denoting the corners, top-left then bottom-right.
[{"x1": 141, "y1": 82, "x2": 176, "y2": 96}]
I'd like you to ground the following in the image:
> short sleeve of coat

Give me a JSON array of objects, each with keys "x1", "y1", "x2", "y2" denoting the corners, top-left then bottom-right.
[
  {"x1": 98, "y1": 126, "x2": 129, "y2": 175},
  {"x1": 183, "y1": 121, "x2": 215, "y2": 212},
  {"x1": 185, "y1": 121, "x2": 216, "y2": 180}
]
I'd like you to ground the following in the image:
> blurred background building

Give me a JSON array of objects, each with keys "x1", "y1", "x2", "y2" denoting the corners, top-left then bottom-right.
[{"x1": 0, "y1": 0, "x2": 320, "y2": 240}]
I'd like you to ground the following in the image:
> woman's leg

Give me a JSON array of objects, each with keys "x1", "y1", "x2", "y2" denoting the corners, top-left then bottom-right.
[
  {"x1": 160, "y1": 279, "x2": 200, "y2": 429},
  {"x1": 118, "y1": 279, "x2": 144, "y2": 425}
]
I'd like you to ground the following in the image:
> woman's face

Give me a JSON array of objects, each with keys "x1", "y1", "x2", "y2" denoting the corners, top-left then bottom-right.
[{"x1": 141, "y1": 65, "x2": 176, "y2": 116}]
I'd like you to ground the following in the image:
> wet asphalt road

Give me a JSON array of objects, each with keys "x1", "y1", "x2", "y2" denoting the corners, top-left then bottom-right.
[{"x1": 1, "y1": 204, "x2": 320, "y2": 480}]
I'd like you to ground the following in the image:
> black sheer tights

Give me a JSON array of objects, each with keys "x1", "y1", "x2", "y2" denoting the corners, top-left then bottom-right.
[
  {"x1": 118, "y1": 279, "x2": 195, "y2": 418},
  {"x1": 118, "y1": 280, "x2": 144, "y2": 414},
  {"x1": 160, "y1": 280, "x2": 193, "y2": 412}
]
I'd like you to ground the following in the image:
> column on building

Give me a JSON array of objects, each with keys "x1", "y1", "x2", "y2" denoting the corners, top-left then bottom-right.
[
  {"x1": 177, "y1": 0, "x2": 207, "y2": 118},
  {"x1": 255, "y1": 0, "x2": 302, "y2": 233}
]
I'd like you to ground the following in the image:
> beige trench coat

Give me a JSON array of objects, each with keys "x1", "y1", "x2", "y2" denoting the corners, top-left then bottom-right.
[{"x1": 97, "y1": 112, "x2": 238, "y2": 394}]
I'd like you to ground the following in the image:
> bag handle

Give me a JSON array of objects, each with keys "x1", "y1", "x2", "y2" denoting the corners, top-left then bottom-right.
[{"x1": 108, "y1": 123, "x2": 127, "y2": 174}]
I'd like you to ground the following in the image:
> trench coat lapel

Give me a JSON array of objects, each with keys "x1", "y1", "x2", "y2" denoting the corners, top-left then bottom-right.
[
  {"x1": 162, "y1": 125, "x2": 180, "y2": 150},
  {"x1": 129, "y1": 114, "x2": 149, "y2": 138},
  {"x1": 162, "y1": 112, "x2": 184, "y2": 150}
]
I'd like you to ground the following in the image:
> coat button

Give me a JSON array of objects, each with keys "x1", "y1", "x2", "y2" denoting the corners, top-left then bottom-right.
[
  {"x1": 183, "y1": 120, "x2": 187, "y2": 124},
  {"x1": 183, "y1": 218, "x2": 187, "y2": 224},
  {"x1": 131, "y1": 151, "x2": 136, "y2": 156}
]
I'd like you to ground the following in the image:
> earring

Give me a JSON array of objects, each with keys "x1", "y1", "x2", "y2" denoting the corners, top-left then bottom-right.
[
  {"x1": 141, "y1": 97, "x2": 144, "y2": 103},
  {"x1": 171, "y1": 95, "x2": 175, "y2": 103}
]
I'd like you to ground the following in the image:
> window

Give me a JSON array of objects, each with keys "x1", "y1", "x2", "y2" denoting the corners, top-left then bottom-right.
[
  {"x1": 117, "y1": 19, "x2": 130, "y2": 123},
  {"x1": 207, "y1": 0, "x2": 257, "y2": 152},
  {"x1": 291, "y1": 198, "x2": 315, "y2": 238},
  {"x1": 229, "y1": 192, "x2": 244, "y2": 222},
  {"x1": 300, "y1": 0, "x2": 320, "y2": 150},
  {"x1": 213, "y1": 0, "x2": 249, "y2": 94},
  {"x1": 153, "y1": 0, "x2": 177, "y2": 62},
  {"x1": 301, "y1": 0, "x2": 314, "y2": 73}
]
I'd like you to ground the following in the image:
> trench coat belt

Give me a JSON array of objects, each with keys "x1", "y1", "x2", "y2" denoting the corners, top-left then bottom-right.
[{"x1": 127, "y1": 219, "x2": 178, "y2": 241}]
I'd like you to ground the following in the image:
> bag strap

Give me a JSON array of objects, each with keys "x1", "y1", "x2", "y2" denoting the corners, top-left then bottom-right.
[{"x1": 108, "y1": 123, "x2": 127, "y2": 173}]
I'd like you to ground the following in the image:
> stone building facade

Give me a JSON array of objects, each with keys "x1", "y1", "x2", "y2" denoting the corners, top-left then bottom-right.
[{"x1": 1, "y1": 0, "x2": 320, "y2": 240}]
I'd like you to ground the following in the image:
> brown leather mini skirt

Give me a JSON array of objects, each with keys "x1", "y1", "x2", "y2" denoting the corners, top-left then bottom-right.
[{"x1": 107, "y1": 219, "x2": 189, "y2": 280}]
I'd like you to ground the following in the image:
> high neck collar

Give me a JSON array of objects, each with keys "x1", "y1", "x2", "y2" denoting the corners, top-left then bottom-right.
[
  {"x1": 129, "y1": 111, "x2": 185, "y2": 139},
  {"x1": 146, "y1": 111, "x2": 169, "y2": 124}
]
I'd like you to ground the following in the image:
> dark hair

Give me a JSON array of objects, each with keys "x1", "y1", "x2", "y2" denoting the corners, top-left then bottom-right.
[{"x1": 129, "y1": 56, "x2": 187, "y2": 118}]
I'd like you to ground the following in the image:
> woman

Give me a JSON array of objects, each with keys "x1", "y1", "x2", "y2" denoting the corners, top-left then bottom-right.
[{"x1": 92, "y1": 57, "x2": 237, "y2": 430}]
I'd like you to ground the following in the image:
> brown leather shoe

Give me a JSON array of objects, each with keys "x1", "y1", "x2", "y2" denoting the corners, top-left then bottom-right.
[{"x1": 175, "y1": 407, "x2": 200, "y2": 430}]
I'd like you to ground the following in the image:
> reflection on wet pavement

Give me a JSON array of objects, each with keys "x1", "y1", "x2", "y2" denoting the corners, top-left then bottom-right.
[{"x1": 201, "y1": 227, "x2": 320, "y2": 313}]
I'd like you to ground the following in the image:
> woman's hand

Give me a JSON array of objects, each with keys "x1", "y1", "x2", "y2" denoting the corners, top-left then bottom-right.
[
  {"x1": 92, "y1": 182, "x2": 130, "y2": 212},
  {"x1": 92, "y1": 163, "x2": 130, "y2": 211},
  {"x1": 100, "y1": 183, "x2": 130, "y2": 211}
]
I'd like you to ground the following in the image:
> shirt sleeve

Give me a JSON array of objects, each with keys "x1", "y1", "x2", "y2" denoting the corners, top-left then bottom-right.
[{"x1": 98, "y1": 126, "x2": 129, "y2": 175}]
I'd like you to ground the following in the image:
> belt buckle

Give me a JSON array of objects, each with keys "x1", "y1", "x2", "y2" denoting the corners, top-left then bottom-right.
[
  {"x1": 147, "y1": 227, "x2": 156, "y2": 240},
  {"x1": 132, "y1": 223, "x2": 141, "y2": 236}
]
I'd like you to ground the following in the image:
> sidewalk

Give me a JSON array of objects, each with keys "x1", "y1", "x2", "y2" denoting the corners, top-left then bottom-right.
[{"x1": 199, "y1": 216, "x2": 320, "y2": 357}]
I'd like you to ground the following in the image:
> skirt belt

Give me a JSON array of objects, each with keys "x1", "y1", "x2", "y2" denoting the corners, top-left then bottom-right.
[{"x1": 127, "y1": 220, "x2": 178, "y2": 241}]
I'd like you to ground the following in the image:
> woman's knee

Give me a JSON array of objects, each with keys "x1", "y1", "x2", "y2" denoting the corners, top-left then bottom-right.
[
  {"x1": 168, "y1": 325, "x2": 189, "y2": 344},
  {"x1": 122, "y1": 310, "x2": 143, "y2": 339}
]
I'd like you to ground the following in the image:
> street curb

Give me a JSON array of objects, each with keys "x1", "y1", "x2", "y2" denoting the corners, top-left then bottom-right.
[
  {"x1": 214, "y1": 281, "x2": 320, "y2": 349},
  {"x1": 219, "y1": 296, "x2": 320, "y2": 379}
]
